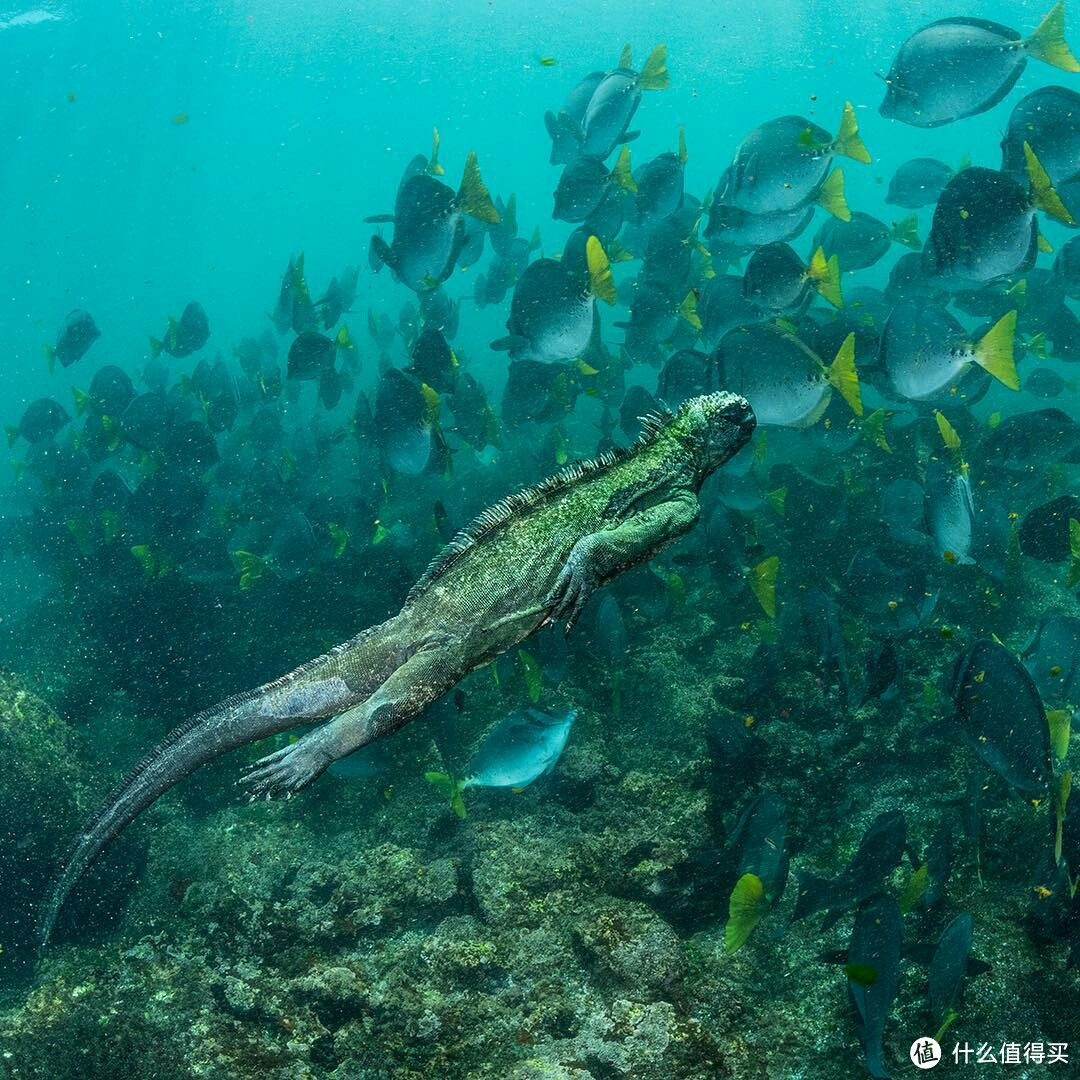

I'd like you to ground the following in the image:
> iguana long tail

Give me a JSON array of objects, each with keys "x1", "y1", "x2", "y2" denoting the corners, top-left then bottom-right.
[{"x1": 38, "y1": 623, "x2": 391, "y2": 947}]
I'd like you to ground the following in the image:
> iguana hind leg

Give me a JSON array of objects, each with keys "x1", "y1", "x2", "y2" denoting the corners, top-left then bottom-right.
[{"x1": 240, "y1": 640, "x2": 468, "y2": 798}]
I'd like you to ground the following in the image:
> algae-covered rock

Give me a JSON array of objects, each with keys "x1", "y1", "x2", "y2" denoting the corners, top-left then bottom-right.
[
  {"x1": 576, "y1": 899, "x2": 686, "y2": 992},
  {"x1": 0, "y1": 674, "x2": 88, "y2": 975}
]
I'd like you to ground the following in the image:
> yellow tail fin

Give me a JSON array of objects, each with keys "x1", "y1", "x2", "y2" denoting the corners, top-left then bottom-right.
[
  {"x1": 611, "y1": 145, "x2": 637, "y2": 193},
  {"x1": 834, "y1": 101, "x2": 871, "y2": 164},
  {"x1": 457, "y1": 152, "x2": 500, "y2": 224},
  {"x1": 586, "y1": 236, "x2": 616, "y2": 305},
  {"x1": 1047, "y1": 706, "x2": 1072, "y2": 761},
  {"x1": 233, "y1": 550, "x2": 265, "y2": 590},
  {"x1": 1025, "y1": 141, "x2": 1076, "y2": 224},
  {"x1": 1038, "y1": 227, "x2": 1055, "y2": 254},
  {"x1": 724, "y1": 873, "x2": 767, "y2": 954},
  {"x1": 816, "y1": 168, "x2": 851, "y2": 222},
  {"x1": 827, "y1": 333, "x2": 862, "y2": 416},
  {"x1": 934, "y1": 409, "x2": 962, "y2": 452},
  {"x1": 1069, "y1": 518, "x2": 1080, "y2": 587},
  {"x1": 678, "y1": 289, "x2": 702, "y2": 329},
  {"x1": 807, "y1": 246, "x2": 843, "y2": 308},
  {"x1": 765, "y1": 487, "x2": 787, "y2": 516},
  {"x1": 638, "y1": 44, "x2": 669, "y2": 90},
  {"x1": 678, "y1": 126, "x2": 688, "y2": 165},
  {"x1": 862, "y1": 408, "x2": 892, "y2": 453},
  {"x1": 889, "y1": 215, "x2": 921, "y2": 250},
  {"x1": 1026, "y1": 2, "x2": 1080, "y2": 71},
  {"x1": 749, "y1": 556, "x2": 779, "y2": 619},
  {"x1": 72, "y1": 386, "x2": 91, "y2": 416},
  {"x1": 1006, "y1": 277, "x2": 1028, "y2": 306},
  {"x1": 973, "y1": 309, "x2": 1019, "y2": 390},
  {"x1": 43, "y1": 343, "x2": 55, "y2": 375}
]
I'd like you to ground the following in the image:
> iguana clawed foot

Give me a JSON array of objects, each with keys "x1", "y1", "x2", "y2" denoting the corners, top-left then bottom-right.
[
  {"x1": 240, "y1": 740, "x2": 332, "y2": 798},
  {"x1": 543, "y1": 539, "x2": 599, "y2": 632}
]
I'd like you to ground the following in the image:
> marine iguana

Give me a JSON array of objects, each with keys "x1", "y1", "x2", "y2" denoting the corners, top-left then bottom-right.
[{"x1": 40, "y1": 390, "x2": 754, "y2": 944}]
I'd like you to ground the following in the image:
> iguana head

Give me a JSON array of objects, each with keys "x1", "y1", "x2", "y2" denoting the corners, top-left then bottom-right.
[{"x1": 675, "y1": 391, "x2": 756, "y2": 477}]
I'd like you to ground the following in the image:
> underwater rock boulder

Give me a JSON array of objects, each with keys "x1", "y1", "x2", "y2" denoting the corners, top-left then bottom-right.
[
  {"x1": 576, "y1": 898, "x2": 686, "y2": 992},
  {"x1": 0, "y1": 674, "x2": 90, "y2": 972}
]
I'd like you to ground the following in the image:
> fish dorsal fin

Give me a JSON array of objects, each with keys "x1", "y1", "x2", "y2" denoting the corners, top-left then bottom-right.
[
  {"x1": 618, "y1": 43, "x2": 632, "y2": 70},
  {"x1": 405, "y1": 402, "x2": 680, "y2": 603},
  {"x1": 638, "y1": 44, "x2": 669, "y2": 90},
  {"x1": 1026, "y1": 1, "x2": 1080, "y2": 72},
  {"x1": 457, "y1": 152, "x2": 500, "y2": 224},
  {"x1": 816, "y1": 168, "x2": 851, "y2": 221},
  {"x1": 427, "y1": 127, "x2": 445, "y2": 176},
  {"x1": 678, "y1": 126, "x2": 688, "y2": 165}
]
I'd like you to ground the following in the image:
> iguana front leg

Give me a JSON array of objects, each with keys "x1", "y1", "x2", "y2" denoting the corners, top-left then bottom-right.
[{"x1": 545, "y1": 490, "x2": 701, "y2": 630}]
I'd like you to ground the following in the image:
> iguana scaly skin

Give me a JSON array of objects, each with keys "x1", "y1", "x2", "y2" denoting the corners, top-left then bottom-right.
[{"x1": 40, "y1": 390, "x2": 753, "y2": 944}]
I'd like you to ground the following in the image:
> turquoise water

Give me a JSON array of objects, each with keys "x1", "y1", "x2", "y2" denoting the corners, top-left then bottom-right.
[{"x1": 2, "y1": 1, "x2": 1080, "y2": 1077}]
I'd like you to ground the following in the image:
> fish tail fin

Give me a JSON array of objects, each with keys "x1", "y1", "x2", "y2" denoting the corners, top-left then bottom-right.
[
  {"x1": 934, "y1": 409, "x2": 962, "y2": 455},
  {"x1": 861, "y1": 408, "x2": 892, "y2": 453},
  {"x1": 766, "y1": 486, "x2": 787, "y2": 516},
  {"x1": 816, "y1": 168, "x2": 851, "y2": 221},
  {"x1": 833, "y1": 101, "x2": 871, "y2": 164},
  {"x1": 1068, "y1": 519, "x2": 1080, "y2": 587},
  {"x1": 369, "y1": 234, "x2": 394, "y2": 275},
  {"x1": 611, "y1": 145, "x2": 637, "y2": 193},
  {"x1": 889, "y1": 215, "x2": 922, "y2": 250},
  {"x1": 427, "y1": 126, "x2": 445, "y2": 176},
  {"x1": 5, "y1": 425, "x2": 19, "y2": 448},
  {"x1": 724, "y1": 872, "x2": 767, "y2": 954},
  {"x1": 638, "y1": 44, "x2": 669, "y2": 90},
  {"x1": 43, "y1": 343, "x2": 55, "y2": 375},
  {"x1": 1026, "y1": 2, "x2": 1080, "y2": 71},
  {"x1": 335, "y1": 323, "x2": 354, "y2": 350},
  {"x1": 1025, "y1": 141, "x2": 1076, "y2": 224},
  {"x1": 973, "y1": 309, "x2": 1019, "y2": 390},
  {"x1": 807, "y1": 246, "x2": 844, "y2": 308},
  {"x1": 678, "y1": 289, "x2": 702, "y2": 329},
  {"x1": 827, "y1": 332, "x2": 863, "y2": 415},
  {"x1": 457, "y1": 152, "x2": 500, "y2": 224},
  {"x1": 748, "y1": 555, "x2": 779, "y2": 619},
  {"x1": 1006, "y1": 277, "x2": 1028, "y2": 306},
  {"x1": 425, "y1": 771, "x2": 467, "y2": 818},
  {"x1": 586, "y1": 236, "x2": 617, "y2": 306},
  {"x1": 232, "y1": 549, "x2": 267, "y2": 590},
  {"x1": 150, "y1": 336, "x2": 166, "y2": 359},
  {"x1": 678, "y1": 125, "x2": 688, "y2": 165},
  {"x1": 71, "y1": 386, "x2": 91, "y2": 416}
]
